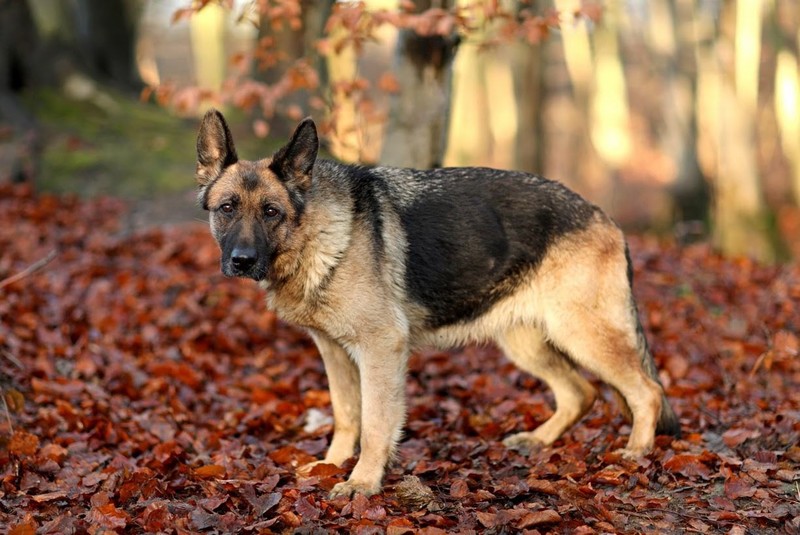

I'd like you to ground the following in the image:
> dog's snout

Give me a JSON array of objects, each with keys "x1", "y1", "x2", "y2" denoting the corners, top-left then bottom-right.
[{"x1": 231, "y1": 246, "x2": 257, "y2": 271}]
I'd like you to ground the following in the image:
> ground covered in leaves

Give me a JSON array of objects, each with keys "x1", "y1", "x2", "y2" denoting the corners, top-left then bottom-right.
[{"x1": 0, "y1": 184, "x2": 798, "y2": 534}]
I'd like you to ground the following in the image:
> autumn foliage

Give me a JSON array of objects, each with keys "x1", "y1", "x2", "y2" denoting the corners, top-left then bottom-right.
[
  {"x1": 150, "y1": 1, "x2": 601, "y2": 131},
  {"x1": 1, "y1": 184, "x2": 799, "y2": 533}
]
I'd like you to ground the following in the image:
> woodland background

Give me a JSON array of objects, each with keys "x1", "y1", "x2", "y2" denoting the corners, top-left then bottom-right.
[
  {"x1": 0, "y1": 0, "x2": 799, "y2": 533},
  {"x1": 3, "y1": 0, "x2": 800, "y2": 259}
]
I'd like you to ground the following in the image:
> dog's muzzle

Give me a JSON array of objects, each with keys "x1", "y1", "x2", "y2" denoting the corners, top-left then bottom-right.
[{"x1": 223, "y1": 246, "x2": 266, "y2": 280}]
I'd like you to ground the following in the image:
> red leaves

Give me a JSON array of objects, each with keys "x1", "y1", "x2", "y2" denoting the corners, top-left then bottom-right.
[
  {"x1": 663, "y1": 452, "x2": 715, "y2": 480},
  {"x1": 722, "y1": 428, "x2": 761, "y2": 448},
  {"x1": 194, "y1": 464, "x2": 226, "y2": 479},
  {"x1": 476, "y1": 507, "x2": 560, "y2": 529},
  {"x1": 8, "y1": 523, "x2": 36, "y2": 535},
  {"x1": 377, "y1": 72, "x2": 401, "y2": 94},
  {"x1": 724, "y1": 474, "x2": 757, "y2": 500},
  {"x1": 449, "y1": 478, "x2": 469, "y2": 498},
  {"x1": 88, "y1": 502, "x2": 129, "y2": 530},
  {"x1": 140, "y1": 500, "x2": 175, "y2": 532},
  {"x1": 7, "y1": 429, "x2": 39, "y2": 457},
  {"x1": 295, "y1": 495, "x2": 322, "y2": 521},
  {"x1": 1, "y1": 186, "x2": 800, "y2": 532}
]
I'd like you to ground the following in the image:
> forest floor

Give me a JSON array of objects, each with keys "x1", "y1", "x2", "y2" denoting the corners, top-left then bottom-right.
[{"x1": 1, "y1": 184, "x2": 799, "y2": 534}]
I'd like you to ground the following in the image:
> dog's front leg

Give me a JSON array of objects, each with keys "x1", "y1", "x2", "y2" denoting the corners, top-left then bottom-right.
[
  {"x1": 299, "y1": 332, "x2": 361, "y2": 475},
  {"x1": 329, "y1": 336, "x2": 408, "y2": 498}
]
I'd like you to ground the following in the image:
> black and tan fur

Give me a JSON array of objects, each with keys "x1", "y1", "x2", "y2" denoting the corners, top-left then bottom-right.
[{"x1": 195, "y1": 110, "x2": 680, "y2": 498}]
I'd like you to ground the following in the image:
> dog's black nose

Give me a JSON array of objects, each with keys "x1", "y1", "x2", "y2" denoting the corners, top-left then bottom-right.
[{"x1": 231, "y1": 247, "x2": 257, "y2": 271}]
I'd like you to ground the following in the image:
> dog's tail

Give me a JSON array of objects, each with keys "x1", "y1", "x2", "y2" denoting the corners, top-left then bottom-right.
[
  {"x1": 633, "y1": 307, "x2": 681, "y2": 436},
  {"x1": 625, "y1": 245, "x2": 681, "y2": 438}
]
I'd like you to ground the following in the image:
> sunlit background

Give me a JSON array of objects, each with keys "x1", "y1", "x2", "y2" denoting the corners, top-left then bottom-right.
[{"x1": 2, "y1": 0, "x2": 799, "y2": 261}]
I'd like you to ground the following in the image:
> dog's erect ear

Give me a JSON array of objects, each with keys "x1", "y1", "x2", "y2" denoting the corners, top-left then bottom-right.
[
  {"x1": 196, "y1": 109, "x2": 238, "y2": 187},
  {"x1": 269, "y1": 118, "x2": 318, "y2": 192}
]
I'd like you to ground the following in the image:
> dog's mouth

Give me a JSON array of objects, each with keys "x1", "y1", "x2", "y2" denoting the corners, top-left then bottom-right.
[{"x1": 221, "y1": 260, "x2": 268, "y2": 281}]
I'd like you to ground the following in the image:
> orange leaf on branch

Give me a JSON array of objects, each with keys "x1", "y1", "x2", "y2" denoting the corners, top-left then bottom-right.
[
  {"x1": 286, "y1": 62, "x2": 320, "y2": 91},
  {"x1": 576, "y1": 2, "x2": 603, "y2": 23},
  {"x1": 285, "y1": 105, "x2": 304, "y2": 122},
  {"x1": 377, "y1": 72, "x2": 401, "y2": 94},
  {"x1": 253, "y1": 119, "x2": 270, "y2": 138},
  {"x1": 171, "y1": 8, "x2": 194, "y2": 25}
]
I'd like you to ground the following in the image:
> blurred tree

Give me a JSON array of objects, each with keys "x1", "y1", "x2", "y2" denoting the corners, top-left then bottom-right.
[
  {"x1": 653, "y1": 0, "x2": 709, "y2": 228},
  {"x1": 447, "y1": 1, "x2": 539, "y2": 173},
  {"x1": 380, "y1": 0, "x2": 458, "y2": 168},
  {"x1": 773, "y1": 1, "x2": 800, "y2": 207},
  {"x1": 20, "y1": 0, "x2": 141, "y2": 91},
  {"x1": 511, "y1": 38, "x2": 544, "y2": 173},
  {"x1": 703, "y1": 0, "x2": 774, "y2": 261},
  {"x1": 0, "y1": 0, "x2": 39, "y2": 182},
  {"x1": 191, "y1": 1, "x2": 228, "y2": 103},
  {"x1": 552, "y1": 0, "x2": 609, "y2": 204},
  {"x1": 253, "y1": 0, "x2": 333, "y2": 137},
  {"x1": 0, "y1": 0, "x2": 142, "y2": 182}
]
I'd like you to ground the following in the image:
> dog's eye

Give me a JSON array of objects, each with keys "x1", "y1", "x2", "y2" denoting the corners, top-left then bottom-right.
[
  {"x1": 264, "y1": 205, "x2": 280, "y2": 218},
  {"x1": 220, "y1": 203, "x2": 234, "y2": 214}
]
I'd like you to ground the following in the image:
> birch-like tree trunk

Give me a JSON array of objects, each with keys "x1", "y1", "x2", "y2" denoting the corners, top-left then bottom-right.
[
  {"x1": 512, "y1": 41, "x2": 545, "y2": 173},
  {"x1": 380, "y1": 0, "x2": 457, "y2": 168},
  {"x1": 704, "y1": 0, "x2": 774, "y2": 261},
  {"x1": 549, "y1": 0, "x2": 609, "y2": 205},
  {"x1": 649, "y1": 0, "x2": 709, "y2": 228}
]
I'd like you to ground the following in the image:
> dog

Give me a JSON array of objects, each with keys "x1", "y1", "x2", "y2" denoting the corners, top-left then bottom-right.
[{"x1": 195, "y1": 109, "x2": 680, "y2": 498}]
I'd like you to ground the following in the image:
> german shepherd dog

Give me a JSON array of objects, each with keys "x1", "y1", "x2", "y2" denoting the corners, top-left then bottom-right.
[{"x1": 195, "y1": 110, "x2": 680, "y2": 498}]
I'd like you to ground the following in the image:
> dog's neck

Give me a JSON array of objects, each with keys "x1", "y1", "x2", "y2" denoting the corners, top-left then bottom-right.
[{"x1": 261, "y1": 198, "x2": 353, "y2": 317}]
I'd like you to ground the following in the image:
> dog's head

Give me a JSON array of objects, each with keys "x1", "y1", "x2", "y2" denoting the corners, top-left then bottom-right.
[{"x1": 195, "y1": 110, "x2": 318, "y2": 281}]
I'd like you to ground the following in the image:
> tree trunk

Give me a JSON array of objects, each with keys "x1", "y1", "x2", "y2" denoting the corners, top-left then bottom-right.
[
  {"x1": 512, "y1": 41, "x2": 545, "y2": 173},
  {"x1": 772, "y1": 2, "x2": 800, "y2": 206},
  {"x1": 80, "y1": 0, "x2": 141, "y2": 90},
  {"x1": 442, "y1": 40, "x2": 492, "y2": 168},
  {"x1": 254, "y1": 0, "x2": 333, "y2": 136},
  {"x1": 0, "y1": 0, "x2": 140, "y2": 183},
  {"x1": 24, "y1": 0, "x2": 140, "y2": 91},
  {"x1": 380, "y1": 1, "x2": 458, "y2": 168},
  {"x1": 0, "y1": 0, "x2": 40, "y2": 183},
  {"x1": 704, "y1": 0, "x2": 774, "y2": 261},
  {"x1": 547, "y1": 0, "x2": 609, "y2": 205},
  {"x1": 190, "y1": 2, "x2": 227, "y2": 96},
  {"x1": 649, "y1": 0, "x2": 710, "y2": 230}
]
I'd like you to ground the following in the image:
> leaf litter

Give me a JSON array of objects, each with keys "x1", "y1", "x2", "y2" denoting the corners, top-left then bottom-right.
[{"x1": 0, "y1": 185, "x2": 799, "y2": 533}]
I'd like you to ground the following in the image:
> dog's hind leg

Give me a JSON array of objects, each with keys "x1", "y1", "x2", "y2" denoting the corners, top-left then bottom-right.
[
  {"x1": 497, "y1": 325, "x2": 597, "y2": 451},
  {"x1": 543, "y1": 307, "x2": 664, "y2": 458}
]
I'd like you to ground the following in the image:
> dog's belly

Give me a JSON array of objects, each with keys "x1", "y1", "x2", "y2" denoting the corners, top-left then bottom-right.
[{"x1": 408, "y1": 275, "x2": 544, "y2": 351}]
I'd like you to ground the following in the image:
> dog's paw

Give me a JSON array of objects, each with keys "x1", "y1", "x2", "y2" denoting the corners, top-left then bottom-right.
[
  {"x1": 614, "y1": 447, "x2": 651, "y2": 461},
  {"x1": 502, "y1": 432, "x2": 546, "y2": 455},
  {"x1": 329, "y1": 479, "x2": 381, "y2": 499}
]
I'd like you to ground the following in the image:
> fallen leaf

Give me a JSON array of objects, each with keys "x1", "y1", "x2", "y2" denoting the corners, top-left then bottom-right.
[
  {"x1": 8, "y1": 430, "x2": 39, "y2": 457},
  {"x1": 194, "y1": 464, "x2": 226, "y2": 479},
  {"x1": 663, "y1": 453, "x2": 714, "y2": 480},
  {"x1": 518, "y1": 509, "x2": 562, "y2": 528}
]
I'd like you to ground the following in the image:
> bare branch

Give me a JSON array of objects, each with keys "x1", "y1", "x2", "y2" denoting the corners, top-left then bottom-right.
[{"x1": 0, "y1": 249, "x2": 58, "y2": 291}]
